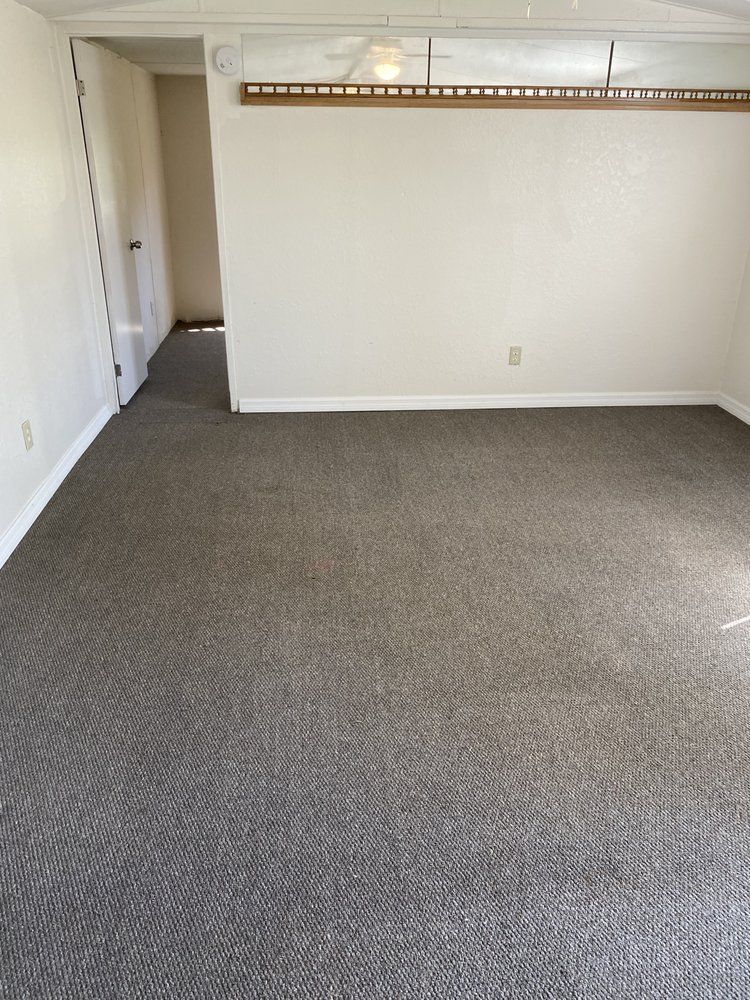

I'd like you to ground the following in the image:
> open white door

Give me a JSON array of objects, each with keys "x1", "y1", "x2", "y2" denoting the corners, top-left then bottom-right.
[{"x1": 72, "y1": 38, "x2": 148, "y2": 404}]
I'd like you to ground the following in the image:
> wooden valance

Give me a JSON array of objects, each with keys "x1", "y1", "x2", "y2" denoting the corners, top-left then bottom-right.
[{"x1": 241, "y1": 83, "x2": 750, "y2": 111}]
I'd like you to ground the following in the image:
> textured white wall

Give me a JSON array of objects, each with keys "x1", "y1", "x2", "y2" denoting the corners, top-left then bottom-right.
[
  {"x1": 157, "y1": 74, "x2": 223, "y2": 322},
  {"x1": 211, "y1": 97, "x2": 750, "y2": 408},
  {"x1": 132, "y1": 64, "x2": 175, "y2": 347},
  {"x1": 722, "y1": 245, "x2": 750, "y2": 416},
  {"x1": 0, "y1": 0, "x2": 110, "y2": 559}
]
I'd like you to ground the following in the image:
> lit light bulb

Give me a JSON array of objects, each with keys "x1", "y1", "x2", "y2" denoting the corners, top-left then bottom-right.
[{"x1": 374, "y1": 61, "x2": 400, "y2": 82}]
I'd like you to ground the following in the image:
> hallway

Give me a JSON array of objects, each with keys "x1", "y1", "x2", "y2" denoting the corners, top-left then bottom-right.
[{"x1": 2, "y1": 330, "x2": 750, "y2": 997}]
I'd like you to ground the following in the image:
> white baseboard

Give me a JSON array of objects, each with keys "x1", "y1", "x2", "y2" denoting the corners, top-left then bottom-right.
[
  {"x1": 1, "y1": 390, "x2": 742, "y2": 572},
  {"x1": 718, "y1": 392, "x2": 750, "y2": 426},
  {"x1": 238, "y1": 391, "x2": 717, "y2": 414},
  {"x1": 0, "y1": 405, "x2": 112, "y2": 571}
]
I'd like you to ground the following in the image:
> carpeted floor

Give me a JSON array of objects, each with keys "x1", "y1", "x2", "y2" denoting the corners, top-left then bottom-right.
[{"x1": 2, "y1": 328, "x2": 750, "y2": 999}]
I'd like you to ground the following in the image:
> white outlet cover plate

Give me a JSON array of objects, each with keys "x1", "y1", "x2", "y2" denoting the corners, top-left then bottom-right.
[{"x1": 215, "y1": 46, "x2": 240, "y2": 76}]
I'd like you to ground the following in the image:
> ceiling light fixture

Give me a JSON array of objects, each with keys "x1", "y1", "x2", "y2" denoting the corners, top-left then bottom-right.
[{"x1": 374, "y1": 60, "x2": 401, "y2": 82}]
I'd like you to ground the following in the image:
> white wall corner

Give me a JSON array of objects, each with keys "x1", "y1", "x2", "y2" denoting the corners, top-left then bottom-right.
[
  {"x1": 0, "y1": 407, "x2": 111, "y2": 571},
  {"x1": 717, "y1": 392, "x2": 750, "y2": 426},
  {"x1": 203, "y1": 32, "x2": 240, "y2": 412},
  {"x1": 719, "y1": 227, "x2": 750, "y2": 415}
]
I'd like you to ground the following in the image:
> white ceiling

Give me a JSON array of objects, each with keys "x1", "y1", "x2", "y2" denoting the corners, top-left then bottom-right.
[
  {"x1": 665, "y1": 0, "x2": 750, "y2": 14},
  {"x1": 21, "y1": 0, "x2": 750, "y2": 23},
  {"x1": 93, "y1": 34, "x2": 206, "y2": 69}
]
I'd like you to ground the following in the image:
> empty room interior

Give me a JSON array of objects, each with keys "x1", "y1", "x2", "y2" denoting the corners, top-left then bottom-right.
[{"x1": 1, "y1": 0, "x2": 750, "y2": 996}]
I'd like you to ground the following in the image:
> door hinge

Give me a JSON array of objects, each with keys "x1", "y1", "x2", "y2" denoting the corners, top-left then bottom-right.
[
  {"x1": 76, "y1": 79, "x2": 86, "y2": 97},
  {"x1": 114, "y1": 363, "x2": 122, "y2": 377}
]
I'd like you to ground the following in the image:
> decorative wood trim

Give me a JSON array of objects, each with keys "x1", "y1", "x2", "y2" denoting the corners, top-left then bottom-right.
[{"x1": 241, "y1": 82, "x2": 750, "y2": 111}]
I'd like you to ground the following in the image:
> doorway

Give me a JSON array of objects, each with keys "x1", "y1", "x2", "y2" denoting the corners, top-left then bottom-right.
[{"x1": 71, "y1": 36, "x2": 224, "y2": 406}]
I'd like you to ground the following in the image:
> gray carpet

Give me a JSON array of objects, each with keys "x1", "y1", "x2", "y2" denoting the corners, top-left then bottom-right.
[{"x1": 2, "y1": 328, "x2": 750, "y2": 999}]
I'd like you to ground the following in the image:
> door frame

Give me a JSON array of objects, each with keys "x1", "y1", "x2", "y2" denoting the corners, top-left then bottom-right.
[
  {"x1": 56, "y1": 29, "x2": 119, "y2": 416},
  {"x1": 55, "y1": 26, "x2": 239, "y2": 412},
  {"x1": 72, "y1": 37, "x2": 150, "y2": 405}
]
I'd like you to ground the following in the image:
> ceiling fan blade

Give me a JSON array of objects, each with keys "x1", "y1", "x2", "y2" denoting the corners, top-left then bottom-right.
[{"x1": 343, "y1": 37, "x2": 378, "y2": 78}]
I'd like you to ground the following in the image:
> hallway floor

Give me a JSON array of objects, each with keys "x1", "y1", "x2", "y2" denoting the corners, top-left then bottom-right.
[{"x1": 2, "y1": 329, "x2": 750, "y2": 998}]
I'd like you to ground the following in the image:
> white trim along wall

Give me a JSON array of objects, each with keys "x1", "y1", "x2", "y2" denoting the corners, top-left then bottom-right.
[
  {"x1": 238, "y1": 392, "x2": 719, "y2": 413},
  {"x1": 0, "y1": 408, "x2": 111, "y2": 569},
  {"x1": 718, "y1": 394, "x2": 750, "y2": 425}
]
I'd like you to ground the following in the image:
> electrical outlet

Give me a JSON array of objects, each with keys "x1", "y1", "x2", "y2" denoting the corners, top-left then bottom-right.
[
  {"x1": 509, "y1": 346, "x2": 522, "y2": 366},
  {"x1": 21, "y1": 419, "x2": 33, "y2": 451}
]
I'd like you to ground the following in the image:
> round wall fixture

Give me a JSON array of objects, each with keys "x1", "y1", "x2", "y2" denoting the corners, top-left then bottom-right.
[{"x1": 215, "y1": 46, "x2": 240, "y2": 75}]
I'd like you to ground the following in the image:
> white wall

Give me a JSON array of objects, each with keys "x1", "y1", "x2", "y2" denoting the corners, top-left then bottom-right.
[
  {"x1": 207, "y1": 58, "x2": 750, "y2": 409},
  {"x1": 721, "y1": 245, "x2": 750, "y2": 422},
  {"x1": 0, "y1": 0, "x2": 111, "y2": 566},
  {"x1": 157, "y1": 74, "x2": 223, "y2": 322},
  {"x1": 132, "y1": 64, "x2": 175, "y2": 346}
]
